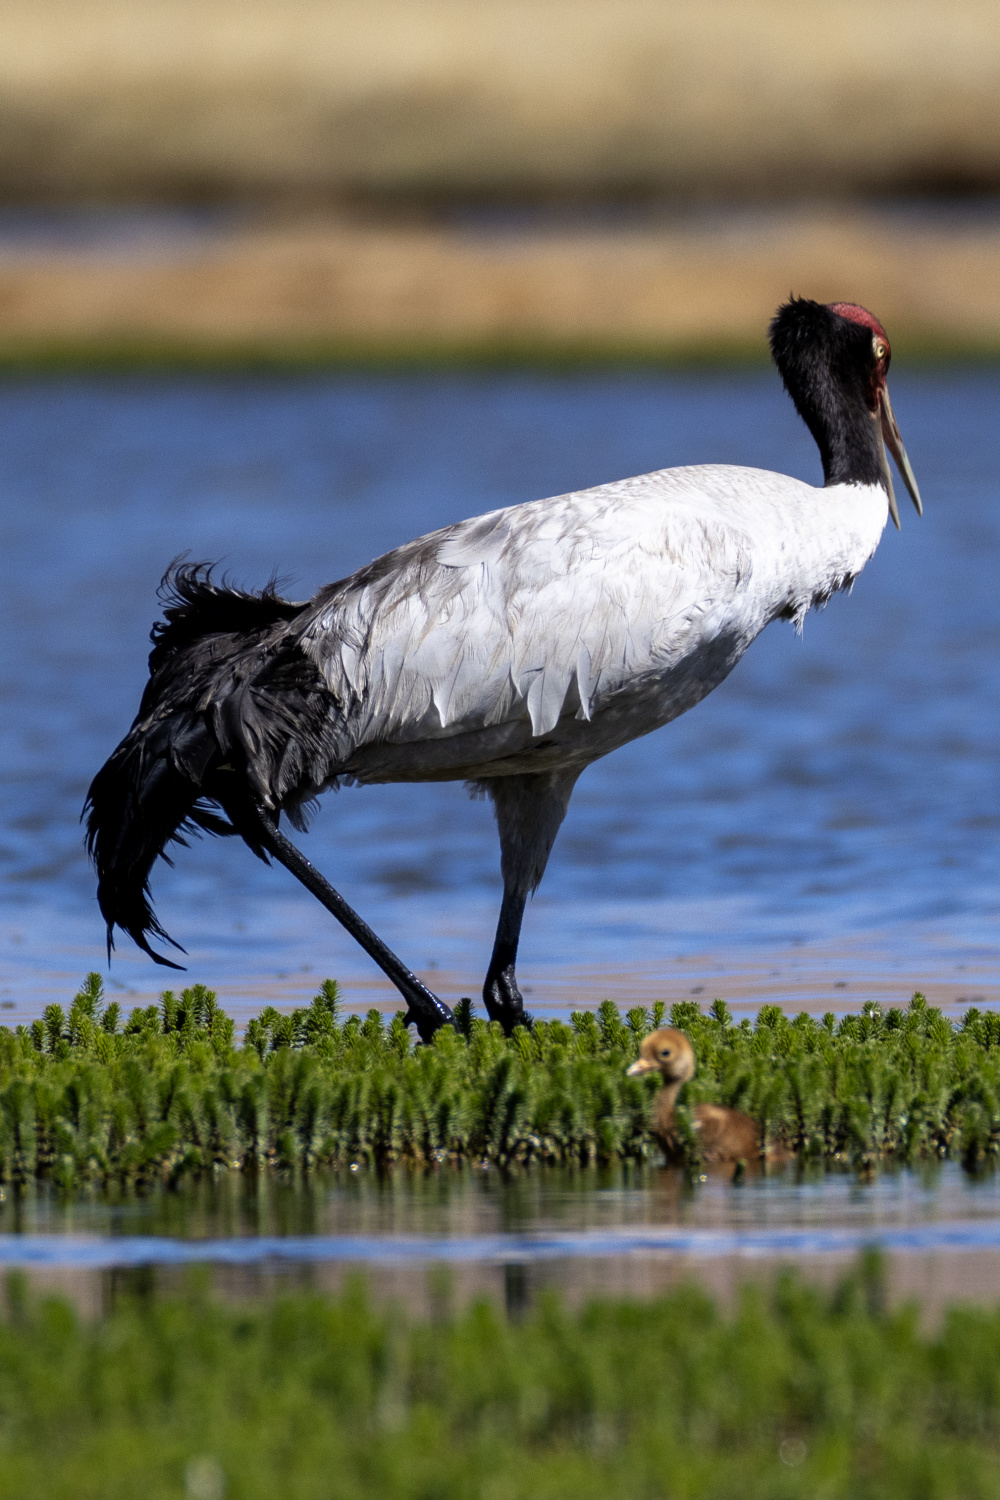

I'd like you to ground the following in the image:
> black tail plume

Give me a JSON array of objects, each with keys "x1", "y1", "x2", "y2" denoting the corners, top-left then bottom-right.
[
  {"x1": 84, "y1": 562, "x2": 330, "y2": 966},
  {"x1": 85, "y1": 715, "x2": 226, "y2": 967}
]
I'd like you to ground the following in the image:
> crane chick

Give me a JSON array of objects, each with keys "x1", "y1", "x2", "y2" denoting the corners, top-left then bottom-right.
[{"x1": 627, "y1": 1027, "x2": 763, "y2": 1164}]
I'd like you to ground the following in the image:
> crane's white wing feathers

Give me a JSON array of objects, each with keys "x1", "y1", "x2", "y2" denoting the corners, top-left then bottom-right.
[{"x1": 299, "y1": 465, "x2": 884, "y2": 761}]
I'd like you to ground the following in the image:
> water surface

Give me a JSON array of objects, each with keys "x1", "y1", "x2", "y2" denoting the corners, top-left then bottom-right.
[
  {"x1": 4, "y1": 1161, "x2": 1000, "y2": 1242},
  {"x1": 1, "y1": 371, "x2": 998, "y2": 1018},
  {"x1": 6, "y1": 1166, "x2": 1000, "y2": 1320}
]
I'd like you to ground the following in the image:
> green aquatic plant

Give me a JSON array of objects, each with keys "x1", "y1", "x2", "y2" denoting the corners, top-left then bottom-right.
[
  {"x1": 1, "y1": 976, "x2": 1000, "y2": 1185},
  {"x1": 2, "y1": 1256, "x2": 1000, "y2": 1498}
]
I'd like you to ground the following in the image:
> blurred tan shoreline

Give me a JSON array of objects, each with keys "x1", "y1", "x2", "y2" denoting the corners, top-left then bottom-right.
[
  {"x1": 3, "y1": 204, "x2": 1000, "y2": 365},
  {"x1": 1, "y1": 1, "x2": 999, "y2": 206},
  {"x1": 1, "y1": 1, "x2": 999, "y2": 362}
]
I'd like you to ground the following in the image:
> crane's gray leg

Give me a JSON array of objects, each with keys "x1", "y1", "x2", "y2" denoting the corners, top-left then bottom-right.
[
  {"x1": 243, "y1": 799, "x2": 456, "y2": 1043},
  {"x1": 479, "y1": 771, "x2": 580, "y2": 1033}
]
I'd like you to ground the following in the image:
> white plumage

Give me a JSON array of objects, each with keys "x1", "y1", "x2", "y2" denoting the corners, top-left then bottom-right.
[{"x1": 301, "y1": 465, "x2": 888, "y2": 788}]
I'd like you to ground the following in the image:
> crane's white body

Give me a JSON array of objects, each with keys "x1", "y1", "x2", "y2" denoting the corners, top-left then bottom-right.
[{"x1": 299, "y1": 464, "x2": 888, "y2": 787}]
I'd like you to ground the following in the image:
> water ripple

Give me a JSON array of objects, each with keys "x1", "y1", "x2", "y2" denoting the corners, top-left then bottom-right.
[{"x1": 5, "y1": 1221, "x2": 1000, "y2": 1267}]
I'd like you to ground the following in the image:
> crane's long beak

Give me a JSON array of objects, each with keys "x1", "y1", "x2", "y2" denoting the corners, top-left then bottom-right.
[
  {"x1": 878, "y1": 383, "x2": 922, "y2": 530},
  {"x1": 626, "y1": 1057, "x2": 659, "y2": 1077}
]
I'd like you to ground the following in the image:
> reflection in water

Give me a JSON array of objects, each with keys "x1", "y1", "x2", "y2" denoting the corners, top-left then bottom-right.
[
  {"x1": 6, "y1": 1164, "x2": 1000, "y2": 1318},
  {"x1": 3, "y1": 1159, "x2": 1000, "y2": 1242}
]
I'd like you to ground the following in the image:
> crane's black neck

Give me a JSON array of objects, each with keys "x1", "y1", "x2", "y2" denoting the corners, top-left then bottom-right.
[{"x1": 769, "y1": 298, "x2": 886, "y2": 492}]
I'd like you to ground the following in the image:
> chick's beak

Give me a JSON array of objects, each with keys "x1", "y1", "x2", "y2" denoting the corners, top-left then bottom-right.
[
  {"x1": 878, "y1": 383, "x2": 922, "y2": 530},
  {"x1": 626, "y1": 1057, "x2": 659, "y2": 1077}
]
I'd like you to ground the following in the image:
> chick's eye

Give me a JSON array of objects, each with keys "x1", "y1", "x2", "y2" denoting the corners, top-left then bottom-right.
[{"x1": 660, "y1": 1048, "x2": 671, "y2": 1058}]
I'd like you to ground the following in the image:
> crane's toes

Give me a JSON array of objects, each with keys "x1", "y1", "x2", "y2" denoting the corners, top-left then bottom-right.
[
  {"x1": 482, "y1": 968, "x2": 531, "y2": 1036},
  {"x1": 400, "y1": 988, "x2": 457, "y2": 1043}
]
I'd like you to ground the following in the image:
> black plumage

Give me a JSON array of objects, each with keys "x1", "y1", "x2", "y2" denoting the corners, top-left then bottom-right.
[
  {"x1": 769, "y1": 297, "x2": 888, "y2": 490},
  {"x1": 85, "y1": 564, "x2": 335, "y2": 965}
]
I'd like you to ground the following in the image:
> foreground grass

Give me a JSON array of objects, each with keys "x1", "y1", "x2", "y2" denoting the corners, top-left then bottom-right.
[
  {"x1": 2, "y1": 977, "x2": 1000, "y2": 1186},
  {"x1": 3, "y1": 1258, "x2": 1000, "y2": 1498}
]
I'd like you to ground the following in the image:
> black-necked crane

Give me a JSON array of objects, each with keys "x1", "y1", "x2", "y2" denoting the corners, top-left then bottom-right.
[{"x1": 86, "y1": 298, "x2": 921, "y2": 1041}]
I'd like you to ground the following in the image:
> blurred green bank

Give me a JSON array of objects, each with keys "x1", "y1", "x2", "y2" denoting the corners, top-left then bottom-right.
[{"x1": 2, "y1": 1256, "x2": 1000, "y2": 1499}]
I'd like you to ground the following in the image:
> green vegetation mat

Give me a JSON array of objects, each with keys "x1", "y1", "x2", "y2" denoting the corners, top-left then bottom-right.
[
  {"x1": 2, "y1": 977, "x2": 1000, "y2": 1185},
  {"x1": 3, "y1": 1256, "x2": 1000, "y2": 1498},
  {"x1": 0, "y1": 335, "x2": 994, "y2": 375},
  {"x1": 0, "y1": 334, "x2": 770, "y2": 374}
]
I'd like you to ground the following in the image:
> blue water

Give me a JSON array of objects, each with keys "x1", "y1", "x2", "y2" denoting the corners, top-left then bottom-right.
[
  {"x1": 1, "y1": 371, "x2": 998, "y2": 1016},
  {"x1": 8, "y1": 1225, "x2": 1000, "y2": 1268}
]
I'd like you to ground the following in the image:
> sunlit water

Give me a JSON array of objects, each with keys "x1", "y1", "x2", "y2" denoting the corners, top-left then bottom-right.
[{"x1": 1, "y1": 371, "x2": 998, "y2": 1022}]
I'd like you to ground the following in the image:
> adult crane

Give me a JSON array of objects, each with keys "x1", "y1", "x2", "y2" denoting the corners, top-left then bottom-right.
[{"x1": 86, "y1": 298, "x2": 922, "y2": 1041}]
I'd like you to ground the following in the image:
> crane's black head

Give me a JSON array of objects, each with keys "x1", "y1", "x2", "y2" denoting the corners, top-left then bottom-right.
[{"x1": 769, "y1": 297, "x2": 922, "y2": 528}]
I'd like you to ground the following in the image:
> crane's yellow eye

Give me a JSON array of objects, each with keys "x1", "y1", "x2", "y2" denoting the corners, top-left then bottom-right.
[{"x1": 873, "y1": 340, "x2": 887, "y2": 360}]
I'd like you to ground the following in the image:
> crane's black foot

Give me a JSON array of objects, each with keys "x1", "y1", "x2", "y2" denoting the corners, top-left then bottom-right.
[
  {"x1": 483, "y1": 964, "x2": 531, "y2": 1036},
  {"x1": 399, "y1": 986, "x2": 457, "y2": 1044},
  {"x1": 400, "y1": 1005, "x2": 452, "y2": 1044}
]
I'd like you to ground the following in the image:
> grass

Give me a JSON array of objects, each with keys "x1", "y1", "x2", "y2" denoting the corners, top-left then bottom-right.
[
  {"x1": 2, "y1": 977, "x2": 1000, "y2": 1187},
  {"x1": 0, "y1": 333, "x2": 775, "y2": 375},
  {"x1": 3, "y1": 1255, "x2": 1000, "y2": 1497},
  {"x1": 0, "y1": 336, "x2": 998, "y2": 375}
]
